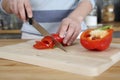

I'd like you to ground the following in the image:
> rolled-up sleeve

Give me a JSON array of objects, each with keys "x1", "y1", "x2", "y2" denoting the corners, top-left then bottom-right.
[{"x1": 79, "y1": 0, "x2": 96, "y2": 8}]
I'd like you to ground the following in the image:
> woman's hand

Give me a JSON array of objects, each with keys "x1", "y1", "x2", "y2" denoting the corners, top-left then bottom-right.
[
  {"x1": 2, "y1": 0, "x2": 32, "y2": 21},
  {"x1": 58, "y1": 16, "x2": 82, "y2": 46},
  {"x1": 58, "y1": 0, "x2": 92, "y2": 45}
]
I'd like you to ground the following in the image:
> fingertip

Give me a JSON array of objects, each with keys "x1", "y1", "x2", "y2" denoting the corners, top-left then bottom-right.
[
  {"x1": 58, "y1": 28, "x2": 66, "y2": 38},
  {"x1": 63, "y1": 39, "x2": 67, "y2": 44},
  {"x1": 20, "y1": 14, "x2": 26, "y2": 22},
  {"x1": 23, "y1": 19, "x2": 26, "y2": 22},
  {"x1": 28, "y1": 11, "x2": 33, "y2": 18},
  {"x1": 59, "y1": 33, "x2": 64, "y2": 38}
]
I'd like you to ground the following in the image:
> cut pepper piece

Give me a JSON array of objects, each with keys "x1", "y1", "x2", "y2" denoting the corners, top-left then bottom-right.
[{"x1": 33, "y1": 33, "x2": 65, "y2": 50}]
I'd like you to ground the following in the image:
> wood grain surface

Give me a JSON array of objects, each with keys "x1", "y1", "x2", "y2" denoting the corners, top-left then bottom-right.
[{"x1": 0, "y1": 39, "x2": 120, "y2": 80}]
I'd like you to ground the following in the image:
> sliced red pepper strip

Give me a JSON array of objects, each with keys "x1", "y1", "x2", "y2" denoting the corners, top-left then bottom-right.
[
  {"x1": 41, "y1": 36, "x2": 55, "y2": 48},
  {"x1": 51, "y1": 33, "x2": 63, "y2": 43},
  {"x1": 33, "y1": 41, "x2": 50, "y2": 49},
  {"x1": 33, "y1": 33, "x2": 67, "y2": 50}
]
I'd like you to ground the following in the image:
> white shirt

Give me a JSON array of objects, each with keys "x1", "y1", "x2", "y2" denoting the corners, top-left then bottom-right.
[{"x1": 0, "y1": 0, "x2": 95, "y2": 36}]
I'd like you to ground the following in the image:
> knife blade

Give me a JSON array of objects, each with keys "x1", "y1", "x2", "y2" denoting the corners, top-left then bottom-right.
[{"x1": 28, "y1": 18, "x2": 66, "y2": 52}]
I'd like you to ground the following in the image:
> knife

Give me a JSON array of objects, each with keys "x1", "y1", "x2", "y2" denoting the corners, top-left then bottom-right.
[{"x1": 27, "y1": 18, "x2": 66, "y2": 52}]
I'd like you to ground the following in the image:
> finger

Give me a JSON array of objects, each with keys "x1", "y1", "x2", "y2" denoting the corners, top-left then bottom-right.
[
  {"x1": 58, "y1": 18, "x2": 70, "y2": 38},
  {"x1": 67, "y1": 27, "x2": 81, "y2": 45},
  {"x1": 63, "y1": 23, "x2": 75, "y2": 45},
  {"x1": 24, "y1": 0, "x2": 32, "y2": 18},
  {"x1": 13, "y1": 0, "x2": 19, "y2": 17},
  {"x1": 9, "y1": 1, "x2": 14, "y2": 13},
  {"x1": 17, "y1": 12, "x2": 22, "y2": 20},
  {"x1": 18, "y1": 0, "x2": 26, "y2": 21},
  {"x1": 8, "y1": 0, "x2": 21, "y2": 20}
]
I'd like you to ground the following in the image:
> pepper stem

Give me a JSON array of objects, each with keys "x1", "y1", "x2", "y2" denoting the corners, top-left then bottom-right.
[{"x1": 98, "y1": 25, "x2": 112, "y2": 30}]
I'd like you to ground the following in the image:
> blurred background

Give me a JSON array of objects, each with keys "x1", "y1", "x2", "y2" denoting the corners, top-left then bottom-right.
[
  {"x1": 0, "y1": 0, "x2": 120, "y2": 39},
  {"x1": 0, "y1": 10, "x2": 22, "y2": 39},
  {"x1": 96, "y1": 0, "x2": 120, "y2": 22}
]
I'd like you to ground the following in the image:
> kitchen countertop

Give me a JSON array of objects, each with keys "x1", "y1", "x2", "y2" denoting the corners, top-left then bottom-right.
[
  {"x1": 0, "y1": 30, "x2": 21, "y2": 34},
  {"x1": 0, "y1": 39, "x2": 120, "y2": 80}
]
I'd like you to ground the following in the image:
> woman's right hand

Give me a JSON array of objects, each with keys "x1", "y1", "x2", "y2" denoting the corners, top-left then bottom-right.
[{"x1": 2, "y1": 0, "x2": 32, "y2": 21}]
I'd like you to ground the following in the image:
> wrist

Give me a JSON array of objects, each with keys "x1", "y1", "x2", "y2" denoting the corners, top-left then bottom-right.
[{"x1": 68, "y1": 14, "x2": 84, "y2": 24}]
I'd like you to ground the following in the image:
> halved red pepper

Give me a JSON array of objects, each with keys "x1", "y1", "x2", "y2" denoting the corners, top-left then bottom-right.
[{"x1": 80, "y1": 26, "x2": 114, "y2": 51}]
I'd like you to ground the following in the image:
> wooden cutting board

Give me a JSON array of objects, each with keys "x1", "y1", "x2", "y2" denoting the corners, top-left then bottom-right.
[{"x1": 0, "y1": 40, "x2": 120, "y2": 76}]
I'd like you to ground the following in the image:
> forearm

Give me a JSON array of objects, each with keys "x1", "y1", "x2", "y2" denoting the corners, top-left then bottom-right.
[
  {"x1": 68, "y1": 0, "x2": 93, "y2": 23},
  {"x1": 1, "y1": 0, "x2": 12, "y2": 13}
]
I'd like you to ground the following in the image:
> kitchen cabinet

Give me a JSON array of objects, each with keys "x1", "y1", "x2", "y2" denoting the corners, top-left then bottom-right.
[{"x1": 0, "y1": 12, "x2": 22, "y2": 39}]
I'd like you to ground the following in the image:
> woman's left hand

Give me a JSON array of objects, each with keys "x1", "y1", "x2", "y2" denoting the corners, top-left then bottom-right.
[{"x1": 57, "y1": 16, "x2": 82, "y2": 45}]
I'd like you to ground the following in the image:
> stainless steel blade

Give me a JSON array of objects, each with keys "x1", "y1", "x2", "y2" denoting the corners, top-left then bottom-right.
[
  {"x1": 31, "y1": 19, "x2": 67, "y2": 52},
  {"x1": 32, "y1": 19, "x2": 50, "y2": 36}
]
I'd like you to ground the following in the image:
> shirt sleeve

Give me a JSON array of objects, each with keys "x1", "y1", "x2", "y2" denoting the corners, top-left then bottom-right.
[
  {"x1": 79, "y1": 0, "x2": 96, "y2": 9},
  {"x1": 0, "y1": 0, "x2": 8, "y2": 14}
]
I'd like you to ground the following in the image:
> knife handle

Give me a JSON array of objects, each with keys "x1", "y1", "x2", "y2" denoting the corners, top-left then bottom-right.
[{"x1": 28, "y1": 18, "x2": 33, "y2": 25}]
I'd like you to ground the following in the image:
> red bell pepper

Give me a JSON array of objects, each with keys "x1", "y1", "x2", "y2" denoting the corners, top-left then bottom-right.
[
  {"x1": 80, "y1": 26, "x2": 114, "y2": 51},
  {"x1": 51, "y1": 33, "x2": 63, "y2": 43}
]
